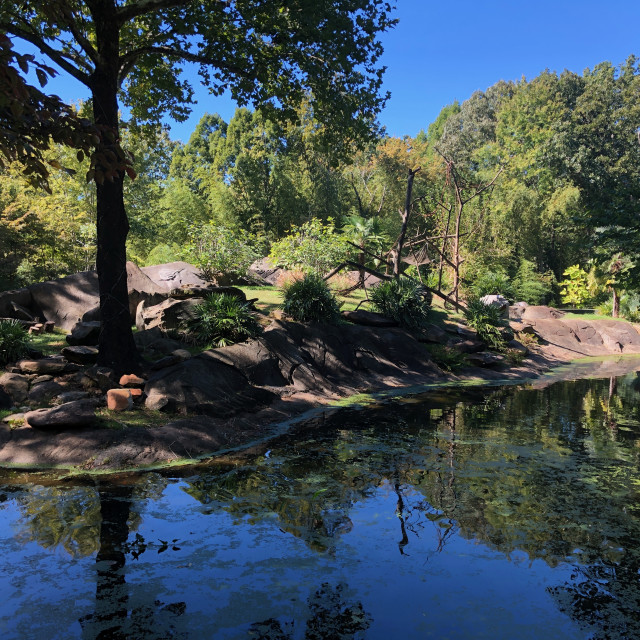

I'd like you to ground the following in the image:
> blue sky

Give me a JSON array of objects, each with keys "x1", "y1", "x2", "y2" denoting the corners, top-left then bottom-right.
[{"x1": 16, "y1": 0, "x2": 640, "y2": 142}]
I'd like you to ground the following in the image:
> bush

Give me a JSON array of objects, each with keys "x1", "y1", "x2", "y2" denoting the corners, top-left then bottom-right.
[
  {"x1": 269, "y1": 218, "x2": 349, "y2": 276},
  {"x1": 464, "y1": 297, "x2": 506, "y2": 350},
  {"x1": 282, "y1": 274, "x2": 341, "y2": 323},
  {"x1": 0, "y1": 320, "x2": 31, "y2": 365},
  {"x1": 369, "y1": 278, "x2": 431, "y2": 329},
  {"x1": 512, "y1": 259, "x2": 556, "y2": 305},
  {"x1": 558, "y1": 265, "x2": 596, "y2": 307},
  {"x1": 186, "y1": 224, "x2": 258, "y2": 282},
  {"x1": 185, "y1": 293, "x2": 261, "y2": 347},
  {"x1": 468, "y1": 269, "x2": 514, "y2": 300}
]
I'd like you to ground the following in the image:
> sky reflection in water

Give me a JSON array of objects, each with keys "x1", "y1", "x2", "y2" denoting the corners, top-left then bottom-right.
[{"x1": 1, "y1": 372, "x2": 639, "y2": 639}]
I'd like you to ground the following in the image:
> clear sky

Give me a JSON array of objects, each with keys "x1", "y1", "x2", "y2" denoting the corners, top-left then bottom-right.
[{"x1": 15, "y1": 0, "x2": 640, "y2": 142}]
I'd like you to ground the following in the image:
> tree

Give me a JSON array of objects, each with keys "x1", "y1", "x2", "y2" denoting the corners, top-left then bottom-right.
[{"x1": 0, "y1": 1, "x2": 395, "y2": 374}]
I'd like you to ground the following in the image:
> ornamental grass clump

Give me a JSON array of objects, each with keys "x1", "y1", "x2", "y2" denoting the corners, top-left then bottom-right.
[
  {"x1": 369, "y1": 278, "x2": 431, "y2": 329},
  {"x1": 464, "y1": 297, "x2": 506, "y2": 350},
  {"x1": 187, "y1": 293, "x2": 261, "y2": 348},
  {"x1": 282, "y1": 273, "x2": 341, "y2": 323},
  {"x1": 0, "y1": 319, "x2": 31, "y2": 365}
]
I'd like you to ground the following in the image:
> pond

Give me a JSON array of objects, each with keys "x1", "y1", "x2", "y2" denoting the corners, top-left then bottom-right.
[{"x1": 1, "y1": 369, "x2": 640, "y2": 639}]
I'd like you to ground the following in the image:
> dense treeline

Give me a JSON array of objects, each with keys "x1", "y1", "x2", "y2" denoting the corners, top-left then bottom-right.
[{"x1": 2, "y1": 56, "x2": 639, "y2": 313}]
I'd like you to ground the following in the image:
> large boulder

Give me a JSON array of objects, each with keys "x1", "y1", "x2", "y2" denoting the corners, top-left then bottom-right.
[
  {"x1": 143, "y1": 353, "x2": 277, "y2": 416},
  {"x1": 521, "y1": 305, "x2": 565, "y2": 321},
  {"x1": 0, "y1": 372, "x2": 29, "y2": 404},
  {"x1": 135, "y1": 297, "x2": 202, "y2": 332},
  {"x1": 25, "y1": 399, "x2": 99, "y2": 430},
  {"x1": 480, "y1": 294, "x2": 510, "y2": 317},
  {"x1": 142, "y1": 261, "x2": 213, "y2": 291}
]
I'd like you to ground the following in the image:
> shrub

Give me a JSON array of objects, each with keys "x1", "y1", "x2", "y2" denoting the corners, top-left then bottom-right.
[
  {"x1": 512, "y1": 259, "x2": 556, "y2": 305},
  {"x1": 186, "y1": 224, "x2": 258, "y2": 282},
  {"x1": 269, "y1": 218, "x2": 349, "y2": 276},
  {"x1": 0, "y1": 319, "x2": 31, "y2": 365},
  {"x1": 468, "y1": 269, "x2": 514, "y2": 300},
  {"x1": 559, "y1": 265, "x2": 596, "y2": 307},
  {"x1": 464, "y1": 297, "x2": 506, "y2": 351},
  {"x1": 369, "y1": 278, "x2": 431, "y2": 329},
  {"x1": 185, "y1": 293, "x2": 261, "y2": 347},
  {"x1": 282, "y1": 273, "x2": 341, "y2": 323}
]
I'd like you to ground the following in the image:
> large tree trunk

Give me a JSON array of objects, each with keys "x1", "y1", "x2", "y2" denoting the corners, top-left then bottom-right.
[{"x1": 90, "y1": 8, "x2": 140, "y2": 375}]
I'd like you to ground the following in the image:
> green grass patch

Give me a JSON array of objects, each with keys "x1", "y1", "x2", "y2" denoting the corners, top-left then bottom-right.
[
  {"x1": 30, "y1": 330, "x2": 68, "y2": 356},
  {"x1": 563, "y1": 313, "x2": 626, "y2": 322},
  {"x1": 240, "y1": 286, "x2": 283, "y2": 313},
  {"x1": 95, "y1": 406, "x2": 181, "y2": 430}
]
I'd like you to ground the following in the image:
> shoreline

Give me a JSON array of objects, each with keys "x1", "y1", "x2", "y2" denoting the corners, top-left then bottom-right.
[{"x1": 2, "y1": 347, "x2": 640, "y2": 477}]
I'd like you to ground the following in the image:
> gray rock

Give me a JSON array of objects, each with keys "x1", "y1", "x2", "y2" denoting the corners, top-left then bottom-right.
[
  {"x1": 144, "y1": 353, "x2": 277, "y2": 417},
  {"x1": 32, "y1": 375, "x2": 54, "y2": 384},
  {"x1": 55, "y1": 390, "x2": 90, "y2": 404},
  {"x1": 135, "y1": 297, "x2": 202, "y2": 332},
  {"x1": 521, "y1": 305, "x2": 566, "y2": 321},
  {"x1": 17, "y1": 358, "x2": 72, "y2": 375},
  {"x1": 144, "y1": 393, "x2": 170, "y2": 411},
  {"x1": 84, "y1": 365, "x2": 118, "y2": 393},
  {"x1": 142, "y1": 261, "x2": 214, "y2": 291},
  {"x1": 25, "y1": 399, "x2": 99, "y2": 430},
  {"x1": 480, "y1": 294, "x2": 510, "y2": 317},
  {"x1": 10, "y1": 301, "x2": 35, "y2": 321},
  {"x1": 414, "y1": 323, "x2": 449, "y2": 345},
  {"x1": 2, "y1": 412, "x2": 25, "y2": 424},
  {"x1": 61, "y1": 345, "x2": 99, "y2": 365},
  {"x1": 467, "y1": 351, "x2": 506, "y2": 367},
  {"x1": 66, "y1": 321, "x2": 101, "y2": 346},
  {"x1": 0, "y1": 372, "x2": 29, "y2": 403},
  {"x1": 452, "y1": 338, "x2": 486, "y2": 354},
  {"x1": 341, "y1": 310, "x2": 398, "y2": 327},
  {"x1": 28, "y1": 380, "x2": 65, "y2": 403}
]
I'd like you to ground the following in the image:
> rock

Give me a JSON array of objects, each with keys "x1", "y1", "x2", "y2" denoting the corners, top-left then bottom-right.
[
  {"x1": 133, "y1": 328, "x2": 187, "y2": 358},
  {"x1": 204, "y1": 341, "x2": 288, "y2": 387},
  {"x1": 84, "y1": 365, "x2": 118, "y2": 393},
  {"x1": 10, "y1": 301, "x2": 35, "y2": 321},
  {"x1": 480, "y1": 294, "x2": 510, "y2": 316},
  {"x1": 506, "y1": 339, "x2": 528, "y2": 355},
  {"x1": 66, "y1": 321, "x2": 101, "y2": 346},
  {"x1": 467, "y1": 351, "x2": 506, "y2": 367},
  {"x1": 135, "y1": 297, "x2": 202, "y2": 332},
  {"x1": 0, "y1": 288, "x2": 34, "y2": 319},
  {"x1": 119, "y1": 374, "x2": 145, "y2": 388},
  {"x1": 452, "y1": 338, "x2": 485, "y2": 354},
  {"x1": 44, "y1": 321, "x2": 55, "y2": 333},
  {"x1": 142, "y1": 261, "x2": 214, "y2": 291},
  {"x1": 0, "y1": 372, "x2": 29, "y2": 403},
  {"x1": 126, "y1": 261, "x2": 167, "y2": 319},
  {"x1": 107, "y1": 388, "x2": 134, "y2": 411},
  {"x1": 248, "y1": 257, "x2": 283, "y2": 286},
  {"x1": 171, "y1": 349, "x2": 192, "y2": 361},
  {"x1": 32, "y1": 375, "x2": 53, "y2": 384},
  {"x1": 145, "y1": 393, "x2": 170, "y2": 411},
  {"x1": 25, "y1": 399, "x2": 99, "y2": 430},
  {"x1": 0, "y1": 387, "x2": 11, "y2": 409},
  {"x1": 28, "y1": 380, "x2": 65, "y2": 403},
  {"x1": 2, "y1": 412, "x2": 25, "y2": 425},
  {"x1": 414, "y1": 323, "x2": 449, "y2": 345},
  {"x1": 144, "y1": 353, "x2": 277, "y2": 416},
  {"x1": 149, "y1": 354, "x2": 183, "y2": 371},
  {"x1": 521, "y1": 305, "x2": 565, "y2": 321},
  {"x1": 28, "y1": 270, "x2": 100, "y2": 331},
  {"x1": 341, "y1": 310, "x2": 398, "y2": 327},
  {"x1": 55, "y1": 390, "x2": 90, "y2": 404},
  {"x1": 17, "y1": 358, "x2": 73, "y2": 375},
  {"x1": 61, "y1": 345, "x2": 99, "y2": 365},
  {"x1": 28, "y1": 324, "x2": 44, "y2": 335}
]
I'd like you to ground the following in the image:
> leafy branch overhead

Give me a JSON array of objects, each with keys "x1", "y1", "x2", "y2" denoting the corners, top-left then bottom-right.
[{"x1": 0, "y1": 33, "x2": 135, "y2": 192}]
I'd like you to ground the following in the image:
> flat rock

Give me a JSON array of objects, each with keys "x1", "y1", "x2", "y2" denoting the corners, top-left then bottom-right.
[
  {"x1": 25, "y1": 399, "x2": 99, "y2": 430},
  {"x1": 467, "y1": 351, "x2": 506, "y2": 367},
  {"x1": 61, "y1": 345, "x2": 99, "y2": 365},
  {"x1": 66, "y1": 321, "x2": 101, "y2": 346},
  {"x1": 0, "y1": 372, "x2": 29, "y2": 403},
  {"x1": 28, "y1": 380, "x2": 65, "y2": 403},
  {"x1": 17, "y1": 358, "x2": 72, "y2": 375},
  {"x1": 521, "y1": 305, "x2": 565, "y2": 321},
  {"x1": 55, "y1": 390, "x2": 90, "y2": 404},
  {"x1": 341, "y1": 310, "x2": 398, "y2": 327}
]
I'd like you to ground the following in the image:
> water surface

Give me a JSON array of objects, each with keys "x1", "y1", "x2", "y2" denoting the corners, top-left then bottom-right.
[{"x1": 1, "y1": 372, "x2": 639, "y2": 639}]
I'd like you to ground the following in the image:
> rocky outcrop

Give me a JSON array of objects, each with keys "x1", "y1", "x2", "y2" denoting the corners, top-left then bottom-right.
[
  {"x1": 141, "y1": 261, "x2": 211, "y2": 291},
  {"x1": 512, "y1": 309, "x2": 640, "y2": 357}
]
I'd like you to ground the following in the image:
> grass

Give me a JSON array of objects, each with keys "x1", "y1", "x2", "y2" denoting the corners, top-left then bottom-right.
[
  {"x1": 95, "y1": 406, "x2": 181, "y2": 430},
  {"x1": 29, "y1": 330, "x2": 67, "y2": 356},
  {"x1": 563, "y1": 312, "x2": 627, "y2": 322}
]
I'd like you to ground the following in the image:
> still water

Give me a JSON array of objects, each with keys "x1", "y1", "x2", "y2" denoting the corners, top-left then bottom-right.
[{"x1": 1, "y1": 372, "x2": 640, "y2": 639}]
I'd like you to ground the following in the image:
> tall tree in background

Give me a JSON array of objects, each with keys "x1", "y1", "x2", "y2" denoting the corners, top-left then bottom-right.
[{"x1": 0, "y1": 0, "x2": 395, "y2": 374}]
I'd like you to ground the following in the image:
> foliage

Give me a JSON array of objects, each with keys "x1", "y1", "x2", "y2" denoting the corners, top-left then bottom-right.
[
  {"x1": 512, "y1": 259, "x2": 555, "y2": 305},
  {"x1": 186, "y1": 224, "x2": 258, "y2": 282},
  {"x1": 369, "y1": 278, "x2": 431, "y2": 329},
  {"x1": 464, "y1": 298, "x2": 506, "y2": 350},
  {"x1": 185, "y1": 293, "x2": 261, "y2": 348},
  {"x1": 0, "y1": 319, "x2": 31, "y2": 364},
  {"x1": 468, "y1": 269, "x2": 514, "y2": 299},
  {"x1": 269, "y1": 218, "x2": 348, "y2": 276},
  {"x1": 425, "y1": 344, "x2": 469, "y2": 372},
  {"x1": 558, "y1": 265, "x2": 595, "y2": 307},
  {"x1": 281, "y1": 274, "x2": 341, "y2": 323}
]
